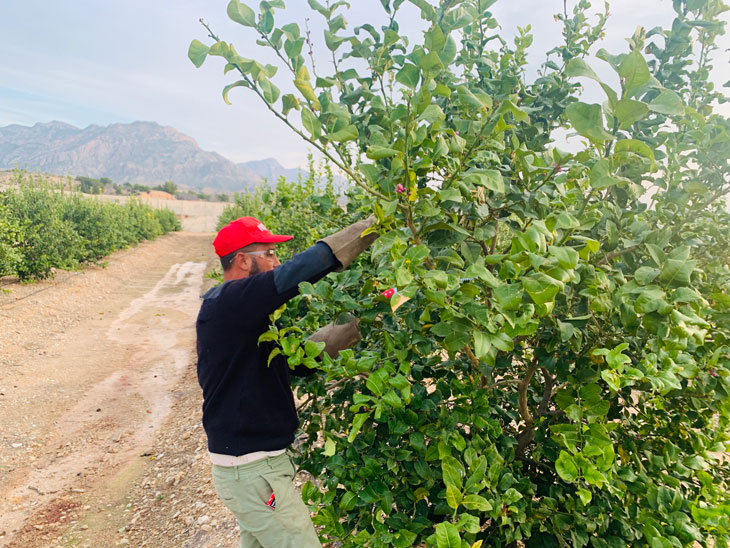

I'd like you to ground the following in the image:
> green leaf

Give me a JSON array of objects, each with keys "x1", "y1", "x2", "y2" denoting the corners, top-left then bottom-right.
[
  {"x1": 300, "y1": 108, "x2": 321, "y2": 138},
  {"x1": 634, "y1": 286, "x2": 666, "y2": 314},
  {"x1": 577, "y1": 488, "x2": 593, "y2": 505},
  {"x1": 439, "y1": 35, "x2": 457, "y2": 65},
  {"x1": 425, "y1": 25, "x2": 446, "y2": 53},
  {"x1": 614, "y1": 99, "x2": 649, "y2": 128},
  {"x1": 465, "y1": 263, "x2": 500, "y2": 287},
  {"x1": 566, "y1": 59, "x2": 622, "y2": 109},
  {"x1": 555, "y1": 451, "x2": 579, "y2": 482},
  {"x1": 267, "y1": 347, "x2": 281, "y2": 366},
  {"x1": 635, "y1": 266, "x2": 660, "y2": 285},
  {"x1": 435, "y1": 522, "x2": 462, "y2": 548},
  {"x1": 259, "y1": 9, "x2": 274, "y2": 33},
  {"x1": 648, "y1": 90, "x2": 685, "y2": 116},
  {"x1": 601, "y1": 369, "x2": 621, "y2": 392},
  {"x1": 494, "y1": 283, "x2": 523, "y2": 311},
  {"x1": 431, "y1": 321, "x2": 470, "y2": 351},
  {"x1": 396, "y1": 64, "x2": 420, "y2": 90},
  {"x1": 324, "y1": 30, "x2": 344, "y2": 51},
  {"x1": 347, "y1": 412, "x2": 370, "y2": 443},
  {"x1": 281, "y1": 93, "x2": 300, "y2": 115},
  {"x1": 420, "y1": 104, "x2": 445, "y2": 124},
  {"x1": 497, "y1": 100, "x2": 528, "y2": 122},
  {"x1": 618, "y1": 49, "x2": 650, "y2": 98},
  {"x1": 473, "y1": 331, "x2": 491, "y2": 359},
  {"x1": 323, "y1": 437, "x2": 336, "y2": 456},
  {"x1": 383, "y1": 389, "x2": 403, "y2": 408},
  {"x1": 659, "y1": 258, "x2": 695, "y2": 286},
  {"x1": 565, "y1": 102, "x2": 614, "y2": 142},
  {"x1": 323, "y1": 125, "x2": 358, "y2": 142},
  {"x1": 555, "y1": 212, "x2": 580, "y2": 229},
  {"x1": 304, "y1": 339, "x2": 325, "y2": 358},
  {"x1": 445, "y1": 484, "x2": 462, "y2": 509},
  {"x1": 418, "y1": 51, "x2": 443, "y2": 72},
  {"x1": 522, "y1": 273, "x2": 563, "y2": 306},
  {"x1": 284, "y1": 37, "x2": 305, "y2": 59},
  {"x1": 614, "y1": 139, "x2": 655, "y2": 169},
  {"x1": 583, "y1": 465, "x2": 605, "y2": 487},
  {"x1": 366, "y1": 145, "x2": 399, "y2": 160},
  {"x1": 188, "y1": 40, "x2": 210, "y2": 68},
  {"x1": 294, "y1": 73, "x2": 320, "y2": 109},
  {"x1": 645, "y1": 243, "x2": 665, "y2": 266},
  {"x1": 441, "y1": 455, "x2": 464, "y2": 491},
  {"x1": 259, "y1": 78, "x2": 280, "y2": 104},
  {"x1": 366, "y1": 368, "x2": 388, "y2": 396},
  {"x1": 549, "y1": 246, "x2": 579, "y2": 269},
  {"x1": 596, "y1": 48, "x2": 623, "y2": 70},
  {"x1": 566, "y1": 58, "x2": 602, "y2": 82},
  {"x1": 463, "y1": 169, "x2": 504, "y2": 193},
  {"x1": 462, "y1": 494, "x2": 493, "y2": 511},
  {"x1": 394, "y1": 530, "x2": 418, "y2": 548},
  {"x1": 456, "y1": 86, "x2": 484, "y2": 109},
  {"x1": 227, "y1": 0, "x2": 257, "y2": 27},
  {"x1": 281, "y1": 22, "x2": 300, "y2": 40},
  {"x1": 222, "y1": 80, "x2": 249, "y2": 105},
  {"x1": 340, "y1": 491, "x2": 357, "y2": 511}
]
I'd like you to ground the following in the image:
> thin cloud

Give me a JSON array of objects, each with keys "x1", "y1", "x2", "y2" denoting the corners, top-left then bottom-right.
[{"x1": 1, "y1": 0, "x2": 727, "y2": 170}]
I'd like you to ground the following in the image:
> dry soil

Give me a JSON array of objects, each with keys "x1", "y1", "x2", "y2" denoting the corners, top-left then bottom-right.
[{"x1": 0, "y1": 232, "x2": 253, "y2": 548}]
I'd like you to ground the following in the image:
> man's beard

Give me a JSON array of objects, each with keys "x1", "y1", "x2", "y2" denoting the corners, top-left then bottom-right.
[{"x1": 249, "y1": 258, "x2": 261, "y2": 276}]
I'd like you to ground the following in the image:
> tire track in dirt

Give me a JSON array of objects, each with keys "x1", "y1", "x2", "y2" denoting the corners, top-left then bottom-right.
[{"x1": 0, "y1": 233, "x2": 215, "y2": 547}]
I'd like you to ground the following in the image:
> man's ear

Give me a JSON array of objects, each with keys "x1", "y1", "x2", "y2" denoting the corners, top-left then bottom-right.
[{"x1": 235, "y1": 251, "x2": 250, "y2": 273}]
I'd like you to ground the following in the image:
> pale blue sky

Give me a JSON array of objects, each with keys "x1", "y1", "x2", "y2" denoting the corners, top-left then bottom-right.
[{"x1": 1, "y1": 1, "x2": 727, "y2": 168}]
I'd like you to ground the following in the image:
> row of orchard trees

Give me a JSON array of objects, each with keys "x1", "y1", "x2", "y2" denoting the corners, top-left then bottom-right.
[
  {"x1": 198, "y1": 0, "x2": 730, "y2": 547},
  {"x1": 0, "y1": 172, "x2": 180, "y2": 281}
]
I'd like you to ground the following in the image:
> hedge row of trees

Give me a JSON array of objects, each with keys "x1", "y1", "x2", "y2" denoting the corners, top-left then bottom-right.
[
  {"x1": 0, "y1": 173, "x2": 181, "y2": 281},
  {"x1": 75, "y1": 175, "x2": 231, "y2": 202}
]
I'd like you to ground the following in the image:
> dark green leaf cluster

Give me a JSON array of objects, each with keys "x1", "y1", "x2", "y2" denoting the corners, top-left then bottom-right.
[
  {"x1": 0, "y1": 172, "x2": 181, "y2": 280},
  {"x1": 197, "y1": 1, "x2": 730, "y2": 546}
]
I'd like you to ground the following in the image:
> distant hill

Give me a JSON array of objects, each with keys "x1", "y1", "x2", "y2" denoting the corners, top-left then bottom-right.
[
  {"x1": 239, "y1": 158, "x2": 306, "y2": 182},
  {"x1": 0, "y1": 121, "x2": 303, "y2": 192}
]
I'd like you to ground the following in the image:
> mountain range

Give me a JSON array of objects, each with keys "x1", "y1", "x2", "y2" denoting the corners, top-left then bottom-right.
[{"x1": 0, "y1": 121, "x2": 306, "y2": 192}]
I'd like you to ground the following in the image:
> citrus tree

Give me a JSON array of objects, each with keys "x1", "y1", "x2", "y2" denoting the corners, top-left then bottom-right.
[{"x1": 192, "y1": 1, "x2": 730, "y2": 546}]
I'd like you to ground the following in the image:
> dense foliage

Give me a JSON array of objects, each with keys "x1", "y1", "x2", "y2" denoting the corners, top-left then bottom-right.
[
  {"x1": 194, "y1": 1, "x2": 730, "y2": 547},
  {"x1": 0, "y1": 172, "x2": 181, "y2": 280}
]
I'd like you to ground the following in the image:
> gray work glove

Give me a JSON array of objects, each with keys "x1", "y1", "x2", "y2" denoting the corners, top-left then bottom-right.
[
  {"x1": 308, "y1": 318, "x2": 361, "y2": 359},
  {"x1": 320, "y1": 216, "x2": 378, "y2": 271}
]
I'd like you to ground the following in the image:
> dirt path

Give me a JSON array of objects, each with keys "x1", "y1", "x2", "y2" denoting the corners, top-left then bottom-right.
[{"x1": 0, "y1": 232, "x2": 242, "y2": 547}]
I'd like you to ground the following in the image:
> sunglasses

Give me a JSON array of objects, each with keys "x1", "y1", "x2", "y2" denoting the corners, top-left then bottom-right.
[{"x1": 241, "y1": 248, "x2": 277, "y2": 258}]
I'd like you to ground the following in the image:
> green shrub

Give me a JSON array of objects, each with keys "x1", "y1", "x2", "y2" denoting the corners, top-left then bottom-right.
[
  {"x1": 1, "y1": 181, "x2": 81, "y2": 279},
  {"x1": 0, "y1": 176, "x2": 181, "y2": 280},
  {"x1": 154, "y1": 207, "x2": 182, "y2": 233},
  {"x1": 0, "y1": 203, "x2": 22, "y2": 277},
  {"x1": 195, "y1": 1, "x2": 730, "y2": 547}
]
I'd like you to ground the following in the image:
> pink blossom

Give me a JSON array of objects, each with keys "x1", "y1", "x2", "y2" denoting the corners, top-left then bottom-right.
[
  {"x1": 552, "y1": 162, "x2": 563, "y2": 173},
  {"x1": 396, "y1": 184, "x2": 405, "y2": 194}
]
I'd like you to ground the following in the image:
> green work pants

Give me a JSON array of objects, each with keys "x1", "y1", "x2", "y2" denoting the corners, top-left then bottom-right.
[{"x1": 211, "y1": 452, "x2": 322, "y2": 548}]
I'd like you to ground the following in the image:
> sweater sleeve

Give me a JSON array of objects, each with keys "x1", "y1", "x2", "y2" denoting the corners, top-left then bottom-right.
[{"x1": 216, "y1": 242, "x2": 339, "y2": 328}]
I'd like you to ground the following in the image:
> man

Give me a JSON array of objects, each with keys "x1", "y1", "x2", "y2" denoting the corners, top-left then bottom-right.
[{"x1": 196, "y1": 215, "x2": 376, "y2": 548}]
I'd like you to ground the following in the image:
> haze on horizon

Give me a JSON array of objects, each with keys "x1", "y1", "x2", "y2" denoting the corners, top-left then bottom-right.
[{"x1": 1, "y1": 1, "x2": 728, "y2": 170}]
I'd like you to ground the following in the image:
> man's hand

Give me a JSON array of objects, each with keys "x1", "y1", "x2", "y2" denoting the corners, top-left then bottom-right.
[
  {"x1": 308, "y1": 317, "x2": 361, "y2": 359},
  {"x1": 320, "y1": 216, "x2": 378, "y2": 271}
]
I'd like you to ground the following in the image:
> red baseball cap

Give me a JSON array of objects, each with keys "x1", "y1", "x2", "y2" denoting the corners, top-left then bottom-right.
[{"x1": 213, "y1": 217, "x2": 293, "y2": 257}]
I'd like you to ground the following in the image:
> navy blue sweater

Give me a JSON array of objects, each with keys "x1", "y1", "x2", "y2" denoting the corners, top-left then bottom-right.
[{"x1": 196, "y1": 242, "x2": 338, "y2": 456}]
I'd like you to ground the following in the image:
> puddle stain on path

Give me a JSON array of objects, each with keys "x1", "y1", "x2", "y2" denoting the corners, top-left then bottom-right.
[{"x1": 0, "y1": 260, "x2": 207, "y2": 545}]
